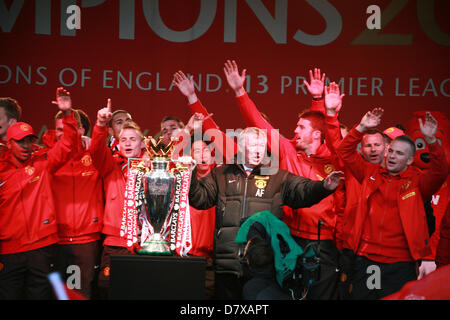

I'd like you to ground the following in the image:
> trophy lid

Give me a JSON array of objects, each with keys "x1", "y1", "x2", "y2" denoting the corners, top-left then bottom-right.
[{"x1": 146, "y1": 136, "x2": 176, "y2": 160}]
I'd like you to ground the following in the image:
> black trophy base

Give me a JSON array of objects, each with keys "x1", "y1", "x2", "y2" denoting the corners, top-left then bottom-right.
[{"x1": 109, "y1": 255, "x2": 206, "y2": 300}]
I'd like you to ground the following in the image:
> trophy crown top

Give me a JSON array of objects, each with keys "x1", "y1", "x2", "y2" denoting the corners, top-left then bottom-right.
[{"x1": 146, "y1": 136, "x2": 176, "y2": 159}]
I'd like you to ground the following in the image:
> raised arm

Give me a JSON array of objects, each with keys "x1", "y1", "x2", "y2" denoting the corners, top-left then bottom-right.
[
  {"x1": 47, "y1": 87, "x2": 78, "y2": 173},
  {"x1": 173, "y1": 70, "x2": 237, "y2": 163},
  {"x1": 90, "y1": 98, "x2": 117, "y2": 177},
  {"x1": 324, "y1": 82, "x2": 346, "y2": 159},
  {"x1": 417, "y1": 112, "x2": 449, "y2": 200},
  {"x1": 223, "y1": 60, "x2": 290, "y2": 156},
  {"x1": 337, "y1": 108, "x2": 384, "y2": 183},
  {"x1": 304, "y1": 67, "x2": 326, "y2": 113},
  {"x1": 173, "y1": 70, "x2": 220, "y2": 132}
]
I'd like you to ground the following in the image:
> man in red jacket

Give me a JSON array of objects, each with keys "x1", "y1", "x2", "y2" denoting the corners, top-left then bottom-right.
[
  {"x1": 337, "y1": 108, "x2": 448, "y2": 299},
  {"x1": 90, "y1": 99, "x2": 147, "y2": 298},
  {"x1": 320, "y1": 82, "x2": 390, "y2": 299},
  {"x1": 224, "y1": 60, "x2": 341, "y2": 299},
  {"x1": 0, "y1": 97, "x2": 77, "y2": 299},
  {"x1": 49, "y1": 88, "x2": 104, "y2": 299}
]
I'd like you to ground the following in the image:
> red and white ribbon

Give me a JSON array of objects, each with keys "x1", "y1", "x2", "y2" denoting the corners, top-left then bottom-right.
[
  {"x1": 120, "y1": 166, "x2": 139, "y2": 251},
  {"x1": 175, "y1": 170, "x2": 193, "y2": 256}
]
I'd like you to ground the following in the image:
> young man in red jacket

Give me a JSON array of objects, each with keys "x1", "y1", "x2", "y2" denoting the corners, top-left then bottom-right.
[
  {"x1": 320, "y1": 83, "x2": 390, "y2": 299},
  {"x1": 49, "y1": 88, "x2": 104, "y2": 299},
  {"x1": 90, "y1": 99, "x2": 147, "y2": 298},
  {"x1": 0, "y1": 97, "x2": 77, "y2": 299},
  {"x1": 337, "y1": 108, "x2": 448, "y2": 299},
  {"x1": 224, "y1": 60, "x2": 341, "y2": 299}
]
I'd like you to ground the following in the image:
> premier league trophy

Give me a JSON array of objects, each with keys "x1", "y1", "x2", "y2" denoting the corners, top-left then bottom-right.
[{"x1": 136, "y1": 137, "x2": 176, "y2": 255}]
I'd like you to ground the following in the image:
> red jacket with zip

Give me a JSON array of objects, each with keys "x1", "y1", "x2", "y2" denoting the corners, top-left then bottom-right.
[
  {"x1": 235, "y1": 93, "x2": 338, "y2": 240},
  {"x1": 90, "y1": 123, "x2": 131, "y2": 248},
  {"x1": 0, "y1": 113, "x2": 77, "y2": 254},
  {"x1": 51, "y1": 137, "x2": 104, "y2": 245},
  {"x1": 338, "y1": 127, "x2": 448, "y2": 262}
]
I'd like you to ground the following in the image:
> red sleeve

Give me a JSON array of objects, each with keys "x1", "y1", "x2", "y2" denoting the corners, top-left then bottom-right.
[
  {"x1": 337, "y1": 126, "x2": 370, "y2": 184},
  {"x1": 46, "y1": 113, "x2": 78, "y2": 173},
  {"x1": 90, "y1": 124, "x2": 116, "y2": 177},
  {"x1": 418, "y1": 142, "x2": 449, "y2": 201},
  {"x1": 310, "y1": 99, "x2": 325, "y2": 113},
  {"x1": 235, "y1": 93, "x2": 294, "y2": 157},
  {"x1": 325, "y1": 114, "x2": 345, "y2": 170},
  {"x1": 188, "y1": 99, "x2": 220, "y2": 131},
  {"x1": 189, "y1": 99, "x2": 237, "y2": 163}
]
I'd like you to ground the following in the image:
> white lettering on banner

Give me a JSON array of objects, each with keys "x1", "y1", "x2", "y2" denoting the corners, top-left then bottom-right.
[
  {"x1": 1, "y1": 0, "x2": 448, "y2": 45},
  {"x1": 1, "y1": 64, "x2": 449, "y2": 98},
  {"x1": 0, "y1": 65, "x2": 47, "y2": 85},
  {"x1": 395, "y1": 78, "x2": 450, "y2": 97}
]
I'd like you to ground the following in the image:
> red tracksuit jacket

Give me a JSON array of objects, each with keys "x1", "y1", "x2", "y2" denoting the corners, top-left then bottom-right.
[
  {"x1": 0, "y1": 113, "x2": 77, "y2": 254},
  {"x1": 90, "y1": 123, "x2": 130, "y2": 248},
  {"x1": 51, "y1": 139, "x2": 104, "y2": 245},
  {"x1": 235, "y1": 93, "x2": 338, "y2": 240},
  {"x1": 338, "y1": 127, "x2": 448, "y2": 262}
]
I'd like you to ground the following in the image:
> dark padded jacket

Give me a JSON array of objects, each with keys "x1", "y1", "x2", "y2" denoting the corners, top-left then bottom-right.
[{"x1": 188, "y1": 164, "x2": 334, "y2": 276}]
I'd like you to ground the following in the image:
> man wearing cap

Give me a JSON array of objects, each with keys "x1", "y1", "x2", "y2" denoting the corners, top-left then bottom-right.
[{"x1": 0, "y1": 97, "x2": 77, "y2": 299}]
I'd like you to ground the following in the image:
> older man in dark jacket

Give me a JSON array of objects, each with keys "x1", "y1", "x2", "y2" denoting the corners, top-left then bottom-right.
[{"x1": 189, "y1": 127, "x2": 343, "y2": 299}]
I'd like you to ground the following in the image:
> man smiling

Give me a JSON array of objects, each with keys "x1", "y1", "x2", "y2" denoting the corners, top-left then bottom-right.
[{"x1": 338, "y1": 108, "x2": 448, "y2": 299}]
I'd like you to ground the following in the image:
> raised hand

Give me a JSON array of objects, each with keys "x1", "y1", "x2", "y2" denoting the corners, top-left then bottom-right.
[
  {"x1": 173, "y1": 71, "x2": 198, "y2": 104},
  {"x1": 324, "y1": 82, "x2": 345, "y2": 116},
  {"x1": 303, "y1": 68, "x2": 325, "y2": 99},
  {"x1": 185, "y1": 112, "x2": 214, "y2": 134},
  {"x1": 357, "y1": 107, "x2": 384, "y2": 132},
  {"x1": 223, "y1": 60, "x2": 247, "y2": 96},
  {"x1": 419, "y1": 112, "x2": 438, "y2": 144},
  {"x1": 323, "y1": 170, "x2": 345, "y2": 190},
  {"x1": 97, "y1": 98, "x2": 113, "y2": 126},
  {"x1": 52, "y1": 87, "x2": 72, "y2": 114}
]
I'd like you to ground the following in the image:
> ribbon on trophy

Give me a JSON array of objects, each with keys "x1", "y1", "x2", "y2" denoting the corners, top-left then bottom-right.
[
  {"x1": 169, "y1": 171, "x2": 182, "y2": 252},
  {"x1": 175, "y1": 169, "x2": 193, "y2": 257},
  {"x1": 120, "y1": 164, "x2": 140, "y2": 251}
]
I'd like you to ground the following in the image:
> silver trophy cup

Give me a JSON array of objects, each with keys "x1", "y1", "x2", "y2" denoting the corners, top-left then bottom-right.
[{"x1": 137, "y1": 158, "x2": 175, "y2": 255}]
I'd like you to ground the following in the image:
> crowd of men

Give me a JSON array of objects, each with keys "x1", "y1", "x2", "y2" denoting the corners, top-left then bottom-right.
[{"x1": 0, "y1": 61, "x2": 448, "y2": 300}]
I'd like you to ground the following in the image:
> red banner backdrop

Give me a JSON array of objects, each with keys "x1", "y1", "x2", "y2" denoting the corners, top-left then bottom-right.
[{"x1": 0, "y1": 0, "x2": 449, "y2": 140}]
